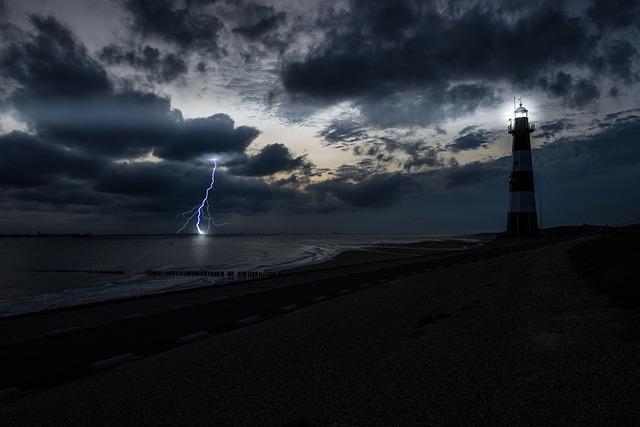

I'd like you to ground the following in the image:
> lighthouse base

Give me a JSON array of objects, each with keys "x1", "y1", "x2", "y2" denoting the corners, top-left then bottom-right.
[{"x1": 506, "y1": 212, "x2": 539, "y2": 237}]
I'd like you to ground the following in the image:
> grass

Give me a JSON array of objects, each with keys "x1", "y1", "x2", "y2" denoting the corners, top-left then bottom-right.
[{"x1": 569, "y1": 226, "x2": 640, "y2": 308}]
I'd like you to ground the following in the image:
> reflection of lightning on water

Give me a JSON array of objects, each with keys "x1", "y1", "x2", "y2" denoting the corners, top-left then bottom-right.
[{"x1": 177, "y1": 159, "x2": 226, "y2": 234}]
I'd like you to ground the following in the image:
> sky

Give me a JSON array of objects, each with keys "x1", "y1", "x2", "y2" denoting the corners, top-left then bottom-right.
[{"x1": 0, "y1": 0, "x2": 639, "y2": 234}]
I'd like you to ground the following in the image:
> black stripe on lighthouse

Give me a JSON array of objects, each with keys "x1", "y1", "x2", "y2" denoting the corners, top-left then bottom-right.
[{"x1": 509, "y1": 171, "x2": 534, "y2": 192}]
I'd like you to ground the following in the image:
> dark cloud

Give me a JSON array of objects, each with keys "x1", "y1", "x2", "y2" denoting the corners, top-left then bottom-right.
[
  {"x1": 319, "y1": 118, "x2": 449, "y2": 171},
  {"x1": 16, "y1": 92, "x2": 258, "y2": 161},
  {"x1": 211, "y1": 173, "x2": 317, "y2": 215},
  {"x1": 0, "y1": 144, "x2": 314, "y2": 220},
  {"x1": 228, "y1": 143, "x2": 310, "y2": 176},
  {"x1": 0, "y1": 131, "x2": 105, "y2": 188},
  {"x1": 94, "y1": 160, "x2": 196, "y2": 197},
  {"x1": 535, "y1": 113, "x2": 640, "y2": 179},
  {"x1": 232, "y1": 4, "x2": 286, "y2": 41},
  {"x1": 446, "y1": 85, "x2": 501, "y2": 115},
  {"x1": 281, "y1": 0, "x2": 599, "y2": 125},
  {"x1": 602, "y1": 108, "x2": 640, "y2": 121},
  {"x1": 319, "y1": 120, "x2": 448, "y2": 171},
  {"x1": 153, "y1": 114, "x2": 260, "y2": 161},
  {"x1": 123, "y1": 0, "x2": 224, "y2": 54},
  {"x1": 195, "y1": 61, "x2": 208, "y2": 73},
  {"x1": 0, "y1": 13, "x2": 428, "y2": 227},
  {"x1": 570, "y1": 79, "x2": 601, "y2": 108},
  {"x1": 1, "y1": 2, "x2": 640, "y2": 232},
  {"x1": 447, "y1": 127, "x2": 495, "y2": 152},
  {"x1": 1, "y1": 15, "x2": 258, "y2": 161},
  {"x1": 378, "y1": 137, "x2": 446, "y2": 171},
  {"x1": 605, "y1": 40, "x2": 638, "y2": 83},
  {"x1": 311, "y1": 173, "x2": 419, "y2": 208},
  {"x1": 319, "y1": 119, "x2": 369, "y2": 147},
  {"x1": 402, "y1": 147, "x2": 446, "y2": 171},
  {"x1": 438, "y1": 161, "x2": 509, "y2": 189},
  {"x1": 4, "y1": 159, "x2": 308, "y2": 218},
  {"x1": 93, "y1": 159, "x2": 376, "y2": 217},
  {"x1": 537, "y1": 119, "x2": 575, "y2": 140},
  {"x1": 1, "y1": 14, "x2": 111, "y2": 102},
  {"x1": 159, "y1": 54, "x2": 188, "y2": 82},
  {"x1": 330, "y1": 160, "x2": 385, "y2": 183},
  {"x1": 99, "y1": 44, "x2": 188, "y2": 83},
  {"x1": 595, "y1": 111, "x2": 640, "y2": 133},
  {"x1": 10, "y1": 180, "x2": 109, "y2": 208},
  {"x1": 539, "y1": 72, "x2": 600, "y2": 107},
  {"x1": 541, "y1": 71, "x2": 572, "y2": 97},
  {"x1": 586, "y1": 0, "x2": 640, "y2": 29},
  {"x1": 356, "y1": 83, "x2": 501, "y2": 127}
]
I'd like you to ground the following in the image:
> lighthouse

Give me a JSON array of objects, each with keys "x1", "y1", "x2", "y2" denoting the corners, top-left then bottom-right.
[{"x1": 506, "y1": 99, "x2": 538, "y2": 237}]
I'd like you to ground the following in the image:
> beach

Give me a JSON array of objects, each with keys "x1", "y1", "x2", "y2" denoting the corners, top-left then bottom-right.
[
  {"x1": 1, "y1": 234, "x2": 639, "y2": 425},
  {"x1": 0, "y1": 233, "x2": 470, "y2": 316}
]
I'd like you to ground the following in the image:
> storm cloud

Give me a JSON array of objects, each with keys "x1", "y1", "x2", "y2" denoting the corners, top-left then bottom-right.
[
  {"x1": 280, "y1": 0, "x2": 607, "y2": 126},
  {"x1": 0, "y1": 0, "x2": 639, "y2": 233},
  {"x1": 0, "y1": 131, "x2": 105, "y2": 188},
  {"x1": 311, "y1": 173, "x2": 420, "y2": 208},
  {"x1": 586, "y1": 0, "x2": 640, "y2": 29},
  {"x1": 99, "y1": 44, "x2": 188, "y2": 83},
  {"x1": 123, "y1": 0, "x2": 225, "y2": 54},
  {"x1": 447, "y1": 127, "x2": 497, "y2": 153},
  {"x1": 539, "y1": 72, "x2": 601, "y2": 107},
  {"x1": 232, "y1": 4, "x2": 286, "y2": 41},
  {"x1": 228, "y1": 143, "x2": 311, "y2": 177},
  {"x1": 0, "y1": 15, "x2": 259, "y2": 161},
  {"x1": 0, "y1": 13, "x2": 429, "y2": 227}
]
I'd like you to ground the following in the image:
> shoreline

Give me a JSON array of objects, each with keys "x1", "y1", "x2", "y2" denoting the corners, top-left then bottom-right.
[
  {"x1": 0, "y1": 235, "x2": 488, "y2": 319},
  {"x1": 282, "y1": 235, "x2": 489, "y2": 274}
]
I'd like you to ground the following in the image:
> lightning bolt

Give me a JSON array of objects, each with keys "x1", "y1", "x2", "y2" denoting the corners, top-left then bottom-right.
[{"x1": 177, "y1": 159, "x2": 226, "y2": 234}]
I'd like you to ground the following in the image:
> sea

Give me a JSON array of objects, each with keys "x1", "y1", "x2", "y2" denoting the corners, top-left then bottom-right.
[{"x1": 0, "y1": 233, "x2": 465, "y2": 316}]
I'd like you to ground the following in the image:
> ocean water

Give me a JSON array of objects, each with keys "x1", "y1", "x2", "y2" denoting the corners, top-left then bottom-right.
[{"x1": 0, "y1": 233, "x2": 463, "y2": 316}]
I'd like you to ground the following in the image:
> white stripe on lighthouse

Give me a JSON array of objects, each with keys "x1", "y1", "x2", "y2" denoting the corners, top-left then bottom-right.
[
  {"x1": 509, "y1": 191, "x2": 536, "y2": 212},
  {"x1": 512, "y1": 151, "x2": 533, "y2": 171}
]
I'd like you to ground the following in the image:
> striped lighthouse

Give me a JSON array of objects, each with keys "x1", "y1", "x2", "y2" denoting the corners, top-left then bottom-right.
[{"x1": 506, "y1": 99, "x2": 538, "y2": 237}]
